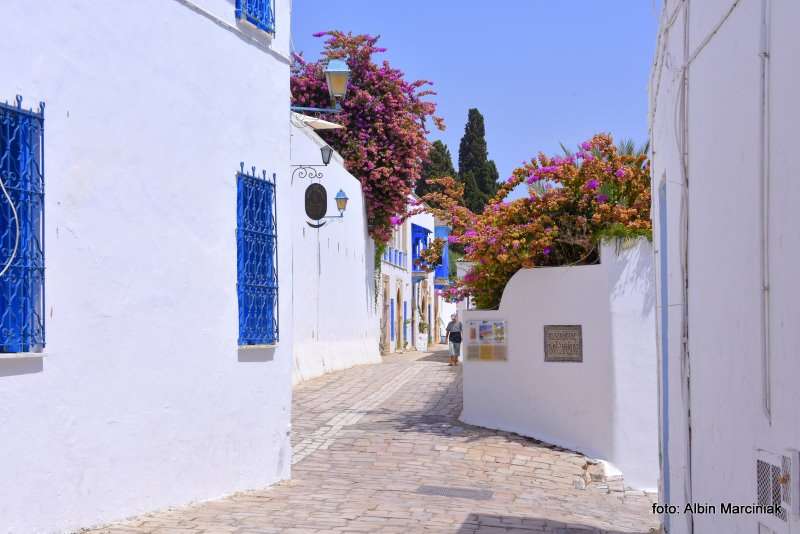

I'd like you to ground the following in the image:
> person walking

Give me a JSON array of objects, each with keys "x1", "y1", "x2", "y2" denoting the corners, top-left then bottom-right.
[{"x1": 445, "y1": 313, "x2": 462, "y2": 366}]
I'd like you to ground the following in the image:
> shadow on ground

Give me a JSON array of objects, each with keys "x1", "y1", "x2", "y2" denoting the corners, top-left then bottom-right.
[
  {"x1": 349, "y1": 349, "x2": 579, "y2": 456},
  {"x1": 457, "y1": 513, "x2": 658, "y2": 534},
  {"x1": 418, "y1": 348, "x2": 452, "y2": 363}
]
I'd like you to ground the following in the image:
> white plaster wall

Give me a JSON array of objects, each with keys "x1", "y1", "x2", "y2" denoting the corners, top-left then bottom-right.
[
  {"x1": 289, "y1": 123, "x2": 380, "y2": 383},
  {"x1": 0, "y1": 1, "x2": 293, "y2": 532},
  {"x1": 461, "y1": 240, "x2": 658, "y2": 490},
  {"x1": 651, "y1": 2, "x2": 800, "y2": 532}
]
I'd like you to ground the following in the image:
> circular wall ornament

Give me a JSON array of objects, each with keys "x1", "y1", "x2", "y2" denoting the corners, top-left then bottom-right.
[{"x1": 305, "y1": 183, "x2": 328, "y2": 220}]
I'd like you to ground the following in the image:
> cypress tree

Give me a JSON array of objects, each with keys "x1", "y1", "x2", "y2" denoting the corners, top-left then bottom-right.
[
  {"x1": 416, "y1": 140, "x2": 456, "y2": 197},
  {"x1": 458, "y1": 108, "x2": 498, "y2": 213}
]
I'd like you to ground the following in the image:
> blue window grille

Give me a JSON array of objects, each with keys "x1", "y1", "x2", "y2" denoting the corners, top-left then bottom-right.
[
  {"x1": 390, "y1": 298, "x2": 395, "y2": 341},
  {"x1": 235, "y1": 0, "x2": 275, "y2": 33},
  {"x1": 0, "y1": 96, "x2": 45, "y2": 353},
  {"x1": 237, "y1": 165, "x2": 278, "y2": 345}
]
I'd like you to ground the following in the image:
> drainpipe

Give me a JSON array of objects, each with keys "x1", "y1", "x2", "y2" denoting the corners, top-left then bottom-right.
[{"x1": 758, "y1": 0, "x2": 772, "y2": 424}]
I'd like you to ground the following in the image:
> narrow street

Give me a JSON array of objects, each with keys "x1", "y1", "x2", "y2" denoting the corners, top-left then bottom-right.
[{"x1": 86, "y1": 349, "x2": 659, "y2": 534}]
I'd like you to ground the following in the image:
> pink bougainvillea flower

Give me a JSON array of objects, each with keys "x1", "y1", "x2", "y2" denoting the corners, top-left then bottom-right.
[
  {"x1": 580, "y1": 141, "x2": 592, "y2": 151},
  {"x1": 413, "y1": 133, "x2": 652, "y2": 309},
  {"x1": 291, "y1": 31, "x2": 443, "y2": 243},
  {"x1": 615, "y1": 168, "x2": 626, "y2": 178}
]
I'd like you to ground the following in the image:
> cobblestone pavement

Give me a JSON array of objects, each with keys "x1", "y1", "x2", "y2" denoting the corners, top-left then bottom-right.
[{"x1": 84, "y1": 348, "x2": 660, "y2": 534}]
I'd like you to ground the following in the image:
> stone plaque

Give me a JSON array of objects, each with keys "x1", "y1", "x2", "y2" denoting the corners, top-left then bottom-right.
[
  {"x1": 305, "y1": 183, "x2": 327, "y2": 220},
  {"x1": 544, "y1": 325, "x2": 583, "y2": 362}
]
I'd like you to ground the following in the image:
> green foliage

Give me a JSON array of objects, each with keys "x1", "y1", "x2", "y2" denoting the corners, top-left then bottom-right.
[
  {"x1": 417, "y1": 140, "x2": 456, "y2": 199},
  {"x1": 460, "y1": 171, "x2": 487, "y2": 213},
  {"x1": 595, "y1": 223, "x2": 652, "y2": 243},
  {"x1": 448, "y1": 247, "x2": 463, "y2": 280},
  {"x1": 616, "y1": 138, "x2": 650, "y2": 157},
  {"x1": 374, "y1": 241, "x2": 386, "y2": 270},
  {"x1": 457, "y1": 108, "x2": 498, "y2": 213}
]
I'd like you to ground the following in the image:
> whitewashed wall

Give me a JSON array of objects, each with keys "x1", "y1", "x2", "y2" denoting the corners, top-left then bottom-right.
[
  {"x1": 0, "y1": 1, "x2": 293, "y2": 532},
  {"x1": 290, "y1": 123, "x2": 380, "y2": 383},
  {"x1": 651, "y1": 1, "x2": 800, "y2": 532},
  {"x1": 461, "y1": 240, "x2": 658, "y2": 490}
]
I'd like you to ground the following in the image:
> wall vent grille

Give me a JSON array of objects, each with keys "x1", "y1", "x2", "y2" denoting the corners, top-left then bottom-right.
[{"x1": 757, "y1": 457, "x2": 789, "y2": 522}]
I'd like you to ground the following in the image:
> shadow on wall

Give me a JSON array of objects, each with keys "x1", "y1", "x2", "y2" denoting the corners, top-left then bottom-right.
[
  {"x1": 237, "y1": 346, "x2": 276, "y2": 362},
  {"x1": 606, "y1": 239, "x2": 656, "y2": 317},
  {"x1": 0, "y1": 356, "x2": 44, "y2": 377},
  {"x1": 456, "y1": 513, "x2": 658, "y2": 534}
]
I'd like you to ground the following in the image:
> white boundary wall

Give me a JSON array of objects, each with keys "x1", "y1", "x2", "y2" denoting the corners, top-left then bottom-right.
[
  {"x1": 651, "y1": 2, "x2": 800, "y2": 532},
  {"x1": 0, "y1": 1, "x2": 293, "y2": 532},
  {"x1": 461, "y1": 239, "x2": 658, "y2": 490},
  {"x1": 290, "y1": 123, "x2": 380, "y2": 383}
]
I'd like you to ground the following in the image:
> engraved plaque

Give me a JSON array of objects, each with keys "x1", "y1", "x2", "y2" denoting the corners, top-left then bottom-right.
[
  {"x1": 305, "y1": 183, "x2": 327, "y2": 220},
  {"x1": 544, "y1": 325, "x2": 583, "y2": 362}
]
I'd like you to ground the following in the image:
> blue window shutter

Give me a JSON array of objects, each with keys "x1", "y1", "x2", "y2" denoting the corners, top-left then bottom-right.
[
  {"x1": 390, "y1": 298, "x2": 395, "y2": 341},
  {"x1": 235, "y1": 0, "x2": 275, "y2": 33},
  {"x1": 403, "y1": 301, "x2": 407, "y2": 342},
  {"x1": 237, "y1": 167, "x2": 278, "y2": 345},
  {"x1": 0, "y1": 98, "x2": 45, "y2": 353}
]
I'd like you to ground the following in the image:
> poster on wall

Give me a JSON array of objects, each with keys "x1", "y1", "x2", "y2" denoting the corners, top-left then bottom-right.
[{"x1": 465, "y1": 320, "x2": 508, "y2": 361}]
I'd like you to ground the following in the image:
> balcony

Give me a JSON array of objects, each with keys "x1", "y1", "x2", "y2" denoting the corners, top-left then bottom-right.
[{"x1": 382, "y1": 246, "x2": 407, "y2": 269}]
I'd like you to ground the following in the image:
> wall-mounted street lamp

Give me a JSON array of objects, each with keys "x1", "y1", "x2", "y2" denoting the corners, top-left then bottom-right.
[
  {"x1": 324, "y1": 59, "x2": 350, "y2": 104},
  {"x1": 291, "y1": 58, "x2": 351, "y2": 114},
  {"x1": 333, "y1": 189, "x2": 349, "y2": 215},
  {"x1": 320, "y1": 145, "x2": 334, "y2": 165}
]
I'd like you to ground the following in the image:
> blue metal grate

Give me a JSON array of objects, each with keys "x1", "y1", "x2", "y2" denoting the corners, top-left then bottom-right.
[
  {"x1": 235, "y1": 0, "x2": 275, "y2": 33},
  {"x1": 237, "y1": 165, "x2": 278, "y2": 346},
  {"x1": 390, "y1": 298, "x2": 395, "y2": 341},
  {"x1": 0, "y1": 96, "x2": 45, "y2": 353}
]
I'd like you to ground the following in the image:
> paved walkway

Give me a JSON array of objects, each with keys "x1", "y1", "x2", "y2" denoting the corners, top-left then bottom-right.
[{"x1": 85, "y1": 349, "x2": 660, "y2": 534}]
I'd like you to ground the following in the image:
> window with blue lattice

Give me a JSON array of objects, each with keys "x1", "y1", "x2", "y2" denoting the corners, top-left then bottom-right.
[
  {"x1": 237, "y1": 167, "x2": 278, "y2": 346},
  {"x1": 0, "y1": 99, "x2": 45, "y2": 353},
  {"x1": 235, "y1": 0, "x2": 275, "y2": 33}
]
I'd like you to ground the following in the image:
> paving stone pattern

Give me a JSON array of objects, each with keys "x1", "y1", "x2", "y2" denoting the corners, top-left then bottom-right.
[{"x1": 83, "y1": 349, "x2": 660, "y2": 534}]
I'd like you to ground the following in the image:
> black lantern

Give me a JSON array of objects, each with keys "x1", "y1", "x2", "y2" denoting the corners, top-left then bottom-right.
[{"x1": 320, "y1": 145, "x2": 334, "y2": 166}]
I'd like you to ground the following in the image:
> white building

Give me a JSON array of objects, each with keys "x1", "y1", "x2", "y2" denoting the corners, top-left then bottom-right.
[
  {"x1": 0, "y1": 1, "x2": 293, "y2": 532},
  {"x1": 379, "y1": 202, "x2": 439, "y2": 353},
  {"x1": 289, "y1": 115, "x2": 381, "y2": 383},
  {"x1": 650, "y1": 2, "x2": 800, "y2": 533}
]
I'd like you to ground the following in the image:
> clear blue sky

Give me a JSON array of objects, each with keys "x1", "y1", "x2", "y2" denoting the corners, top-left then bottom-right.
[{"x1": 291, "y1": 1, "x2": 660, "y2": 197}]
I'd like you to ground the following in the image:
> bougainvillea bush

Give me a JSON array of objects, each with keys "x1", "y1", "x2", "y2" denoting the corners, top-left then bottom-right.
[
  {"x1": 291, "y1": 32, "x2": 444, "y2": 243},
  {"x1": 408, "y1": 134, "x2": 651, "y2": 309}
]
